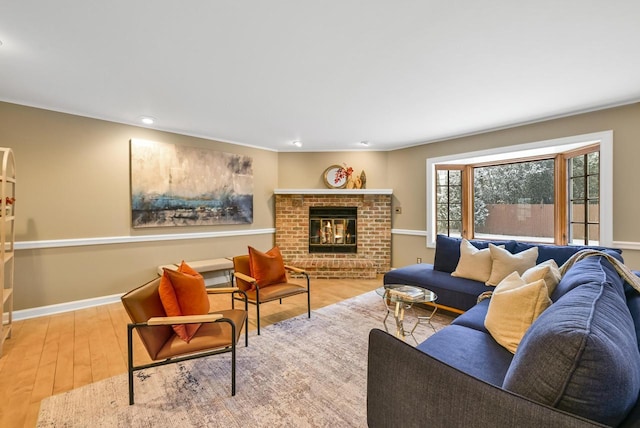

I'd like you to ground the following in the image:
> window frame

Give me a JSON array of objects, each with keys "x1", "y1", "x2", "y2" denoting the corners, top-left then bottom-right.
[
  {"x1": 434, "y1": 166, "x2": 464, "y2": 237},
  {"x1": 425, "y1": 131, "x2": 613, "y2": 248},
  {"x1": 565, "y1": 145, "x2": 601, "y2": 245}
]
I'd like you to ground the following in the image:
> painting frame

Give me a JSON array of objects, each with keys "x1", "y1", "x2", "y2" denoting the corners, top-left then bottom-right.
[{"x1": 130, "y1": 139, "x2": 253, "y2": 228}]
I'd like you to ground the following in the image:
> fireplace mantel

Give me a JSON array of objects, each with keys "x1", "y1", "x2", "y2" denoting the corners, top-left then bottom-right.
[{"x1": 274, "y1": 188, "x2": 393, "y2": 195}]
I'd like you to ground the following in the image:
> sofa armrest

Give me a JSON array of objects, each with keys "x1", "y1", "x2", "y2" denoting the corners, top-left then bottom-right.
[{"x1": 367, "y1": 329, "x2": 605, "y2": 428}]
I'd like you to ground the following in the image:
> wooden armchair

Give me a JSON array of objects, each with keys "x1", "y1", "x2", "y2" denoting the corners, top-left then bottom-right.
[
  {"x1": 233, "y1": 247, "x2": 310, "y2": 335},
  {"x1": 121, "y1": 277, "x2": 248, "y2": 405}
]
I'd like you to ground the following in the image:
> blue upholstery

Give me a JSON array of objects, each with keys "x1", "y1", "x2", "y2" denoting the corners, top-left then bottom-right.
[
  {"x1": 625, "y1": 277, "x2": 640, "y2": 355},
  {"x1": 551, "y1": 254, "x2": 625, "y2": 301},
  {"x1": 384, "y1": 264, "x2": 493, "y2": 311},
  {"x1": 503, "y1": 256, "x2": 640, "y2": 427},
  {"x1": 433, "y1": 235, "x2": 516, "y2": 273},
  {"x1": 372, "y1": 248, "x2": 640, "y2": 426},
  {"x1": 388, "y1": 236, "x2": 624, "y2": 313},
  {"x1": 450, "y1": 299, "x2": 490, "y2": 333},
  {"x1": 417, "y1": 325, "x2": 513, "y2": 387},
  {"x1": 512, "y1": 241, "x2": 622, "y2": 265}
]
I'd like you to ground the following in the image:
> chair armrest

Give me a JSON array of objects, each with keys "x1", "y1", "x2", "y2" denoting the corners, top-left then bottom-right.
[
  {"x1": 206, "y1": 287, "x2": 240, "y2": 294},
  {"x1": 147, "y1": 314, "x2": 223, "y2": 326},
  {"x1": 233, "y1": 271, "x2": 257, "y2": 284},
  {"x1": 284, "y1": 265, "x2": 307, "y2": 274},
  {"x1": 367, "y1": 329, "x2": 604, "y2": 428}
]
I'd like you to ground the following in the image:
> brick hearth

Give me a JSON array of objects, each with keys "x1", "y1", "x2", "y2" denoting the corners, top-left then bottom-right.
[{"x1": 274, "y1": 189, "x2": 392, "y2": 279}]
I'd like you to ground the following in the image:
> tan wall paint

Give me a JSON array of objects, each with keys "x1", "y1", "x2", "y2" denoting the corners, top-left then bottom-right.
[
  {"x1": 3, "y1": 101, "x2": 640, "y2": 310},
  {"x1": 277, "y1": 151, "x2": 389, "y2": 189},
  {"x1": 387, "y1": 103, "x2": 640, "y2": 270},
  {"x1": 0, "y1": 102, "x2": 277, "y2": 310}
]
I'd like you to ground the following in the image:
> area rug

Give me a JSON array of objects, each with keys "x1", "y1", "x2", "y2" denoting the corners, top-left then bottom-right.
[{"x1": 37, "y1": 291, "x2": 453, "y2": 427}]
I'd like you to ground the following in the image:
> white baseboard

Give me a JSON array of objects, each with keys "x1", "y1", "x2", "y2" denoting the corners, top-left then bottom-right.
[{"x1": 14, "y1": 293, "x2": 125, "y2": 321}]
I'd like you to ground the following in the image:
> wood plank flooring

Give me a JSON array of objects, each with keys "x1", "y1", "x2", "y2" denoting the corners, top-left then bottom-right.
[{"x1": 0, "y1": 277, "x2": 381, "y2": 428}]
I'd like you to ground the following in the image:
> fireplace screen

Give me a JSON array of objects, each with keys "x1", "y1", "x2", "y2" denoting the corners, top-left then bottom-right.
[{"x1": 309, "y1": 207, "x2": 357, "y2": 253}]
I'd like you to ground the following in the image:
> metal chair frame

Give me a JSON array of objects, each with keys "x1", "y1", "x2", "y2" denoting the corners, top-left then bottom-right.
[
  {"x1": 232, "y1": 264, "x2": 310, "y2": 335},
  {"x1": 123, "y1": 284, "x2": 248, "y2": 405}
]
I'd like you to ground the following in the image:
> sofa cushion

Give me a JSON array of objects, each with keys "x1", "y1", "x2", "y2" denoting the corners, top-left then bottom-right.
[
  {"x1": 503, "y1": 256, "x2": 640, "y2": 426},
  {"x1": 451, "y1": 298, "x2": 490, "y2": 333},
  {"x1": 512, "y1": 241, "x2": 623, "y2": 266},
  {"x1": 384, "y1": 264, "x2": 493, "y2": 311},
  {"x1": 484, "y1": 272, "x2": 551, "y2": 353},
  {"x1": 417, "y1": 325, "x2": 513, "y2": 387},
  {"x1": 452, "y1": 240, "x2": 501, "y2": 283},
  {"x1": 433, "y1": 235, "x2": 515, "y2": 273},
  {"x1": 625, "y1": 280, "x2": 640, "y2": 355},
  {"x1": 551, "y1": 255, "x2": 626, "y2": 302},
  {"x1": 433, "y1": 234, "x2": 464, "y2": 273},
  {"x1": 521, "y1": 259, "x2": 561, "y2": 297},
  {"x1": 486, "y1": 244, "x2": 538, "y2": 286}
]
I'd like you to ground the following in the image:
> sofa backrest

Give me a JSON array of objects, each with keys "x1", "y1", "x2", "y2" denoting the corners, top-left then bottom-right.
[
  {"x1": 433, "y1": 234, "x2": 623, "y2": 274},
  {"x1": 433, "y1": 235, "x2": 515, "y2": 273},
  {"x1": 511, "y1": 241, "x2": 623, "y2": 266},
  {"x1": 502, "y1": 255, "x2": 640, "y2": 426}
]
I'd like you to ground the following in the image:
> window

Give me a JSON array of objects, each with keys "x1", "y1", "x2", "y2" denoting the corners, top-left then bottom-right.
[
  {"x1": 426, "y1": 131, "x2": 612, "y2": 248},
  {"x1": 435, "y1": 168, "x2": 462, "y2": 237},
  {"x1": 568, "y1": 150, "x2": 600, "y2": 245},
  {"x1": 473, "y1": 159, "x2": 555, "y2": 242}
]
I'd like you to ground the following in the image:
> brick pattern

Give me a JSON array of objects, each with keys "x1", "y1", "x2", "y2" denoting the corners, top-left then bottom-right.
[{"x1": 275, "y1": 194, "x2": 391, "y2": 279}]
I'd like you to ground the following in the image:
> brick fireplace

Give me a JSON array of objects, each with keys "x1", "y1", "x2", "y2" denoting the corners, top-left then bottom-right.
[{"x1": 274, "y1": 189, "x2": 392, "y2": 279}]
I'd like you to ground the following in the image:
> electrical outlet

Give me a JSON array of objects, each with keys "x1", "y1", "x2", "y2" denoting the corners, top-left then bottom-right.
[
  {"x1": 394, "y1": 207, "x2": 402, "y2": 214},
  {"x1": 417, "y1": 257, "x2": 422, "y2": 264}
]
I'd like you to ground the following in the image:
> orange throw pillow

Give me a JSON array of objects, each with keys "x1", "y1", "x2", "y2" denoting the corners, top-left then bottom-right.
[
  {"x1": 248, "y1": 246, "x2": 287, "y2": 288},
  {"x1": 158, "y1": 261, "x2": 210, "y2": 342}
]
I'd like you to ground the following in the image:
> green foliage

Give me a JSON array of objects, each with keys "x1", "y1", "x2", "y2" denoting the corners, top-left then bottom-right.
[{"x1": 474, "y1": 160, "x2": 555, "y2": 205}]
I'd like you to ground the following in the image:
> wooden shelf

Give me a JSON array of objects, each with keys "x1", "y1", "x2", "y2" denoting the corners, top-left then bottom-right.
[
  {"x1": 3, "y1": 288, "x2": 12, "y2": 305},
  {"x1": 0, "y1": 147, "x2": 15, "y2": 356}
]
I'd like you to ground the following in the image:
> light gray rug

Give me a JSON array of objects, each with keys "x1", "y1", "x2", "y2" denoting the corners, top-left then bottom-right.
[{"x1": 37, "y1": 291, "x2": 453, "y2": 427}]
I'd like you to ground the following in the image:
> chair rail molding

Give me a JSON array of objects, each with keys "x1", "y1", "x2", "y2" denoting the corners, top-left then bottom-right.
[{"x1": 15, "y1": 228, "x2": 276, "y2": 250}]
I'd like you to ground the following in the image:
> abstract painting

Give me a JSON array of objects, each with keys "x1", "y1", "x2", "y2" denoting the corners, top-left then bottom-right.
[{"x1": 130, "y1": 139, "x2": 253, "y2": 228}]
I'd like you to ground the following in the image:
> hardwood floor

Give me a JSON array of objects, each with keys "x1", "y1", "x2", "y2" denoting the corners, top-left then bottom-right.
[{"x1": 0, "y1": 277, "x2": 381, "y2": 427}]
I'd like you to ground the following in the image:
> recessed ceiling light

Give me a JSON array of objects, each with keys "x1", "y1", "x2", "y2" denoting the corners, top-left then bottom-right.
[
  {"x1": 140, "y1": 116, "x2": 155, "y2": 125},
  {"x1": 292, "y1": 140, "x2": 302, "y2": 147}
]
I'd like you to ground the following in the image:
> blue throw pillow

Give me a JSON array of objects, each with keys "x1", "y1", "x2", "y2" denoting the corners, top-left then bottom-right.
[
  {"x1": 433, "y1": 235, "x2": 463, "y2": 273},
  {"x1": 503, "y1": 257, "x2": 640, "y2": 426}
]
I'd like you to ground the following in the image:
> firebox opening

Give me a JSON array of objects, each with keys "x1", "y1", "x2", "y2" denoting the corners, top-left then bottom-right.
[{"x1": 309, "y1": 207, "x2": 357, "y2": 254}]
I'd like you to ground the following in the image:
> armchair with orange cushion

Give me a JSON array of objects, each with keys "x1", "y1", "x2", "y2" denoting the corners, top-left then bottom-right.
[
  {"x1": 121, "y1": 261, "x2": 248, "y2": 405},
  {"x1": 232, "y1": 246, "x2": 310, "y2": 335}
]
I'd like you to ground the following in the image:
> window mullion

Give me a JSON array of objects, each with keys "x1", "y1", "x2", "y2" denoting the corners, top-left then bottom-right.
[
  {"x1": 555, "y1": 154, "x2": 568, "y2": 245},
  {"x1": 462, "y1": 165, "x2": 473, "y2": 239}
]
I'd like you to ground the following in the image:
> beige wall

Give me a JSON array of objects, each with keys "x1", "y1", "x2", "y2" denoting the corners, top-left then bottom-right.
[
  {"x1": 3, "y1": 100, "x2": 640, "y2": 311},
  {"x1": 0, "y1": 102, "x2": 277, "y2": 310},
  {"x1": 277, "y1": 151, "x2": 389, "y2": 189},
  {"x1": 387, "y1": 102, "x2": 640, "y2": 269}
]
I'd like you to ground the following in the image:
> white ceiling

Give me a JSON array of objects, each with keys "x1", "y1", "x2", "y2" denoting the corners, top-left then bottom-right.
[{"x1": 1, "y1": 1, "x2": 639, "y2": 152}]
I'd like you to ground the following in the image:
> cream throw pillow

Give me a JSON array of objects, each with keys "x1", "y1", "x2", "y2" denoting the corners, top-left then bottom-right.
[
  {"x1": 486, "y1": 244, "x2": 538, "y2": 286},
  {"x1": 522, "y1": 259, "x2": 561, "y2": 297},
  {"x1": 451, "y1": 239, "x2": 503, "y2": 283},
  {"x1": 485, "y1": 271, "x2": 552, "y2": 353}
]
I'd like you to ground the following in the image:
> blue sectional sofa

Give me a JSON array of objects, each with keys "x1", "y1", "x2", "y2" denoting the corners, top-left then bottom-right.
[
  {"x1": 383, "y1": 234, "x2": 621, "y2": 312},
  {"x1": 368, "y1": 238, "x2": 640, "y2": 426}
]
